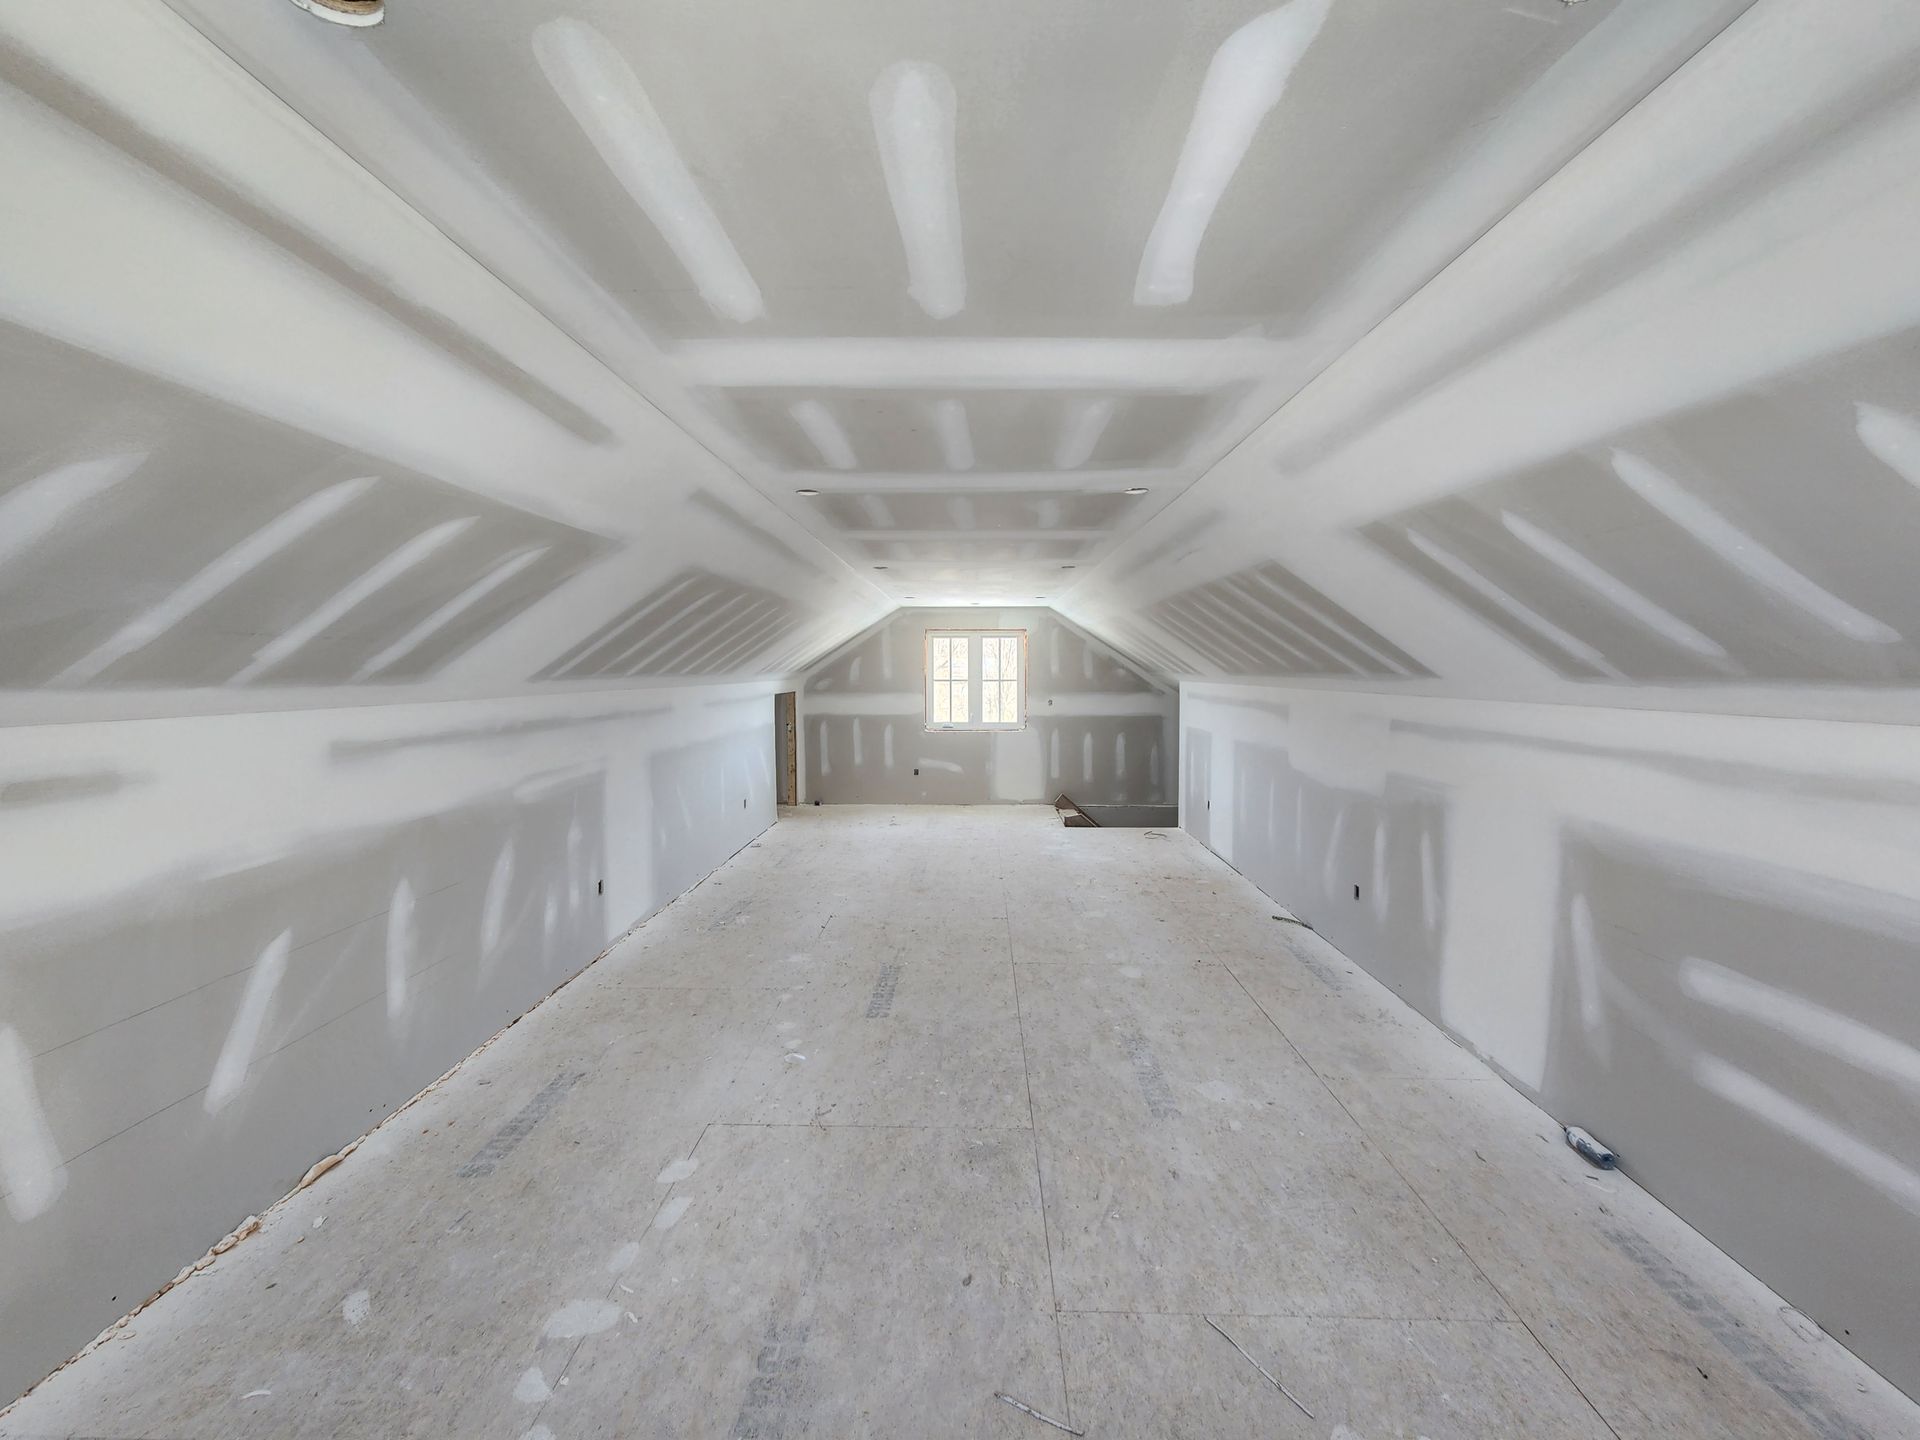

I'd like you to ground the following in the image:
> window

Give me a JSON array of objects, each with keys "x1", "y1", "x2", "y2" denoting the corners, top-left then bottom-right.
[{"x1": 925, "y1": 629, "x2": 1025, "y2": 730}]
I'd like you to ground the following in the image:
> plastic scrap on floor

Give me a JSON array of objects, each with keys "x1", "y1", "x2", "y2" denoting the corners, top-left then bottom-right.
[
  {"x1": 1565, "y1": 1125, "x2": 1617, "y2": 1169},
  {"x1": 1204, "y1": 1316, "x2": 1314, "y2": 1419},
  {"x1": 995, "y1": 1392, "x2": 1086, "y2": 1435}
]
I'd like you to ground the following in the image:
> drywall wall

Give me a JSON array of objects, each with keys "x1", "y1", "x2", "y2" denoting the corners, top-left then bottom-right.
[
  {"x1": 1181, "y1": 681, "x2": 1920, "y2": 1398},
  {"x1": 0, "y1": 682, "x2": 784, "y2": 1401},
  {"x1": 802, "y1": 608, "x2": 1175, "y2": 805}
]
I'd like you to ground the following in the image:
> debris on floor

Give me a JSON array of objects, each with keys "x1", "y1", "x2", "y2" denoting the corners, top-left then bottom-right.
[
  {"x1": 995, "y1": 1391, "x2": 1086, "y2": 1435},
  {"x1": 209, "y1": 1215, "x2": 261, "y2": 1257},
  {"x1": 1204, "y1": 1316, "x2": 1314, "y2": 1418},
  {"x1": 298, "y1": 1140, "x2": 357, "y2": 1189},
  {"x1": 1565, "y1": 1125, "x2": 1618, "y2": 1170},
  {"x1": 1053, "y1": 794, "x2": 1098, "y2": 827}
]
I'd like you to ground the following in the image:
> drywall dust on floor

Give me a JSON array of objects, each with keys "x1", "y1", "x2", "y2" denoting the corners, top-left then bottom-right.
[
  {"x1": 3, "y1": 807, "x2": 1909, "y2": 1440},
  {"x1": 1181, "y1": 681, "x2": 1920, "y2": 1403}
]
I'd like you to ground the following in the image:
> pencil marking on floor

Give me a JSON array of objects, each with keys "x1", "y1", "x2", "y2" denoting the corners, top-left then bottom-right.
[
  {"x1": 1603, "y1": 1226, "x2": 1870, "y2": 1440},
  {"x1": 730, "y1": 1318, "x2": 812, "y2": 1437},
  {"x1": 457, "y1": 1071, "x2": 586, "y2": 1178},
  {"x1": 865, "y1": 963, "x2": 902, "y2": 1018},
  {"x1": 1121, "y1": 1030, "x2": 1181, "y2": 1118}
]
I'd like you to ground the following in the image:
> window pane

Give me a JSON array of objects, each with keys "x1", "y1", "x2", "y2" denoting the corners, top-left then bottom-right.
[
  {"x1": 983, "y1": 683, "x2": 1001, "y2": 725},
  {"x1": 983, "y1": 639, "x2": 999, "y2": 681},
  {"x1": 932, "y1": 637, "x2": 950, "y2": 680},
  {"x1": 998, "y1": 637, "x2": 1017, "y2": 679},
  {"x1": 951, "y1": 640, "x2": 968, "y2": 680},
  {"x1": 932, "y1": 684, "x2": 950, "y2": 723}
]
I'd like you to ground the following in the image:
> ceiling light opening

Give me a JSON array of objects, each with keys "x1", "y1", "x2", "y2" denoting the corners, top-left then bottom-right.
[
  {"x1": 794, "y1": 488, "x2": 820, "y2": 496},
  {"x1": 1124, "y1": 486, "x2": 1149, "y2": 496},
  {"x1": 287, "y1": 0, "x2": 386, "y2": 26}
]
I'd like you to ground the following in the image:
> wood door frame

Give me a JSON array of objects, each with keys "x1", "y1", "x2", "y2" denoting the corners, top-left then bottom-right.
[{"x1": 774, "y1": 691, "x2": 798, "y2": 806}]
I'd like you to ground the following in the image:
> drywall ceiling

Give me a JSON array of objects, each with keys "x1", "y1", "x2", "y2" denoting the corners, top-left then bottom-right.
[
  {"x1": 6, "y1": 0, "x2": 1916, "y2": 720},
  {"x1": 1057, "y1": 0, "x2": 1920, "y2": 722},
  {"x1": 146, "y1": 0, "x2": 1760, "y2": 616},
  {"x1": 0, "y1": 2, "x2": 891, "y2": 719}
]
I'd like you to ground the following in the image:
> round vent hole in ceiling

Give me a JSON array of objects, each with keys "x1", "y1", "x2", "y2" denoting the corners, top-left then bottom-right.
[{"x1": 287, "y1": 0, "x2": 385, "y2": 27}]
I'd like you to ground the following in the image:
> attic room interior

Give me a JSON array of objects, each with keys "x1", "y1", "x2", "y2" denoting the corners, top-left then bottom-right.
[{"x1": 2, "y1": 1, "x2": 1917, "y2": 1435}]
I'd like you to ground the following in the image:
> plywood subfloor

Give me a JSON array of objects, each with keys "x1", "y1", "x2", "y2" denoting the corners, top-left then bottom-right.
[{"x1": 5, "y1": 807, "x2": 1913, "y2": 1439}]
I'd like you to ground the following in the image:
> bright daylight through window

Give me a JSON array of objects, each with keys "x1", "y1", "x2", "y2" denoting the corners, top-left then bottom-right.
[{"x1": 925, "y1": 630, "x2": 1025, "y2": 730}]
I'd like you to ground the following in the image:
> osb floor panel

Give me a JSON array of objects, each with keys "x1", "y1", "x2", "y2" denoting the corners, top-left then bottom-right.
[{"x1": 5, "y1": 806, "x2": 1914, "y2": 1440}]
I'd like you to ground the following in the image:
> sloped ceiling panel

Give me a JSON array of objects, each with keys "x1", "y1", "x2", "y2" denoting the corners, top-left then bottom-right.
[
  {"x1": 1062, "y1": 0, "x2": 1920, "y2": 722},
  {"x1": 0, "y1": 3, "x2": 888, "y2": 716}
]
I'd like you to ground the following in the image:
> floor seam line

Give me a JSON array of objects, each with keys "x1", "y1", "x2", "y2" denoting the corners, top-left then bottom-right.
[
  {"x1": 1055, "y1": 1307, "x2": 1539, "y2": 1321},
  {"x1": 1007, "y1": 876, "x2": 1071, "y2": 1428},
  {"x1": 1216, "y1": 952, "x2": 1626, "y2": 1440}
]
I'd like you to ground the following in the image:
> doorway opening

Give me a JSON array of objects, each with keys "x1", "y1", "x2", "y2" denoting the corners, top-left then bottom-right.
[{"x1": 774, "y1": 691, "x2": 797, "y2": 805}]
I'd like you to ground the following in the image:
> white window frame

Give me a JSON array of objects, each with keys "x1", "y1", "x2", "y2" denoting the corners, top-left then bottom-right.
[{"x1": 924, "y1": 629, "x2": 1026, "y2": 732}]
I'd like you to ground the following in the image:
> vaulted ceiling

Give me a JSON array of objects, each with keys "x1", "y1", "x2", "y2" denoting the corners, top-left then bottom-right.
[{"x1": 4, "y1": 0, "x2": 1917, "y2": 719}]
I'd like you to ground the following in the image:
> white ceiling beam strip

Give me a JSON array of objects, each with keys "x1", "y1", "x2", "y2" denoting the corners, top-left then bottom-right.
[{"x1": 676, "y1": 338, "x2": 1288, "y2": 390}]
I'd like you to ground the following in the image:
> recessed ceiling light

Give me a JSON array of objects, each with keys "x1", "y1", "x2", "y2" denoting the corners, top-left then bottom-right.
[
  {"x1": 873, "y1": 565, "x2": 889, "y2": 571},
  {"x1": 288, "y1": 0, "x2": 385, "y2": 22},
  {"x1": 1061, "y1": 564, "x2": 1076, "y2": 570},
  {"x1": 1123, "y1": 486, "x2": 1149, "y2": 496},
  {"x1": 794, "y1": 487, "x2": 820, "y2": 496}
]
